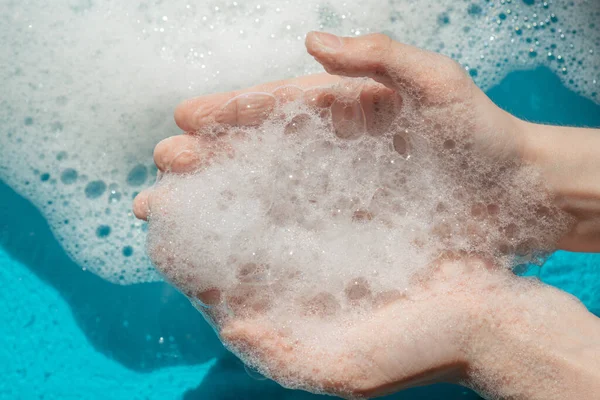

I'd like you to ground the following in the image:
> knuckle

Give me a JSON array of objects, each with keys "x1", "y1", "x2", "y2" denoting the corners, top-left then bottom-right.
[
  {"x1": 364, "y1": 33, "x2": 392, "y2": 55},
  {"x1": 442, "y1": 56, "x2": 468, "y2": 78},
  {"x1": 411, "y1": 53, "x2": 471, "y2": 103}
]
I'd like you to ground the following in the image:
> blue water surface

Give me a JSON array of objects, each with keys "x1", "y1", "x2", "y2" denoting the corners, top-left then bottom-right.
[{"x1": 1, "y1": 66, "x2": 599, "y2": 400}]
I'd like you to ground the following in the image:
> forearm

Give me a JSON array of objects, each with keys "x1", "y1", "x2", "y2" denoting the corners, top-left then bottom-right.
[
  {"x1": 521, "y1": 120, "x2": 600, "y2": 252},
  {"x1": 464, "y1": 281, "x2": 600, "y2": 399}
]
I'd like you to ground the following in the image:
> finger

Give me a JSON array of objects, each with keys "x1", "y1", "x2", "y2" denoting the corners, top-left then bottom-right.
[
  {"x1": 303, "y1": 82, "x2": 399, "y2": 138},
  {"x1": 214, "y1": 92, "x2": 276, "y2": 126},
  {"x1": 306, "y1": 32, "x2": 399, "y2": 88},
  {"x1": 145, "y1": 184, "x2": 172, "y2": 219},
  {"x1": 132, "y1": 185, "x2": 173, "y2": 223},
  {"x1": 154, "y1": 134, "x2": 234, "y2": 173},
  {"x1": 300, "y1": 292, "x2": 341, "y2": 318},
  {"x1": 153, "y1": 135, "x2": 202, "y2": 173},
  {"x1": 177, "y1": 91, "x2": 276, "y2": 131},
  {"x1": 305, "y1": 32, "x2": 466, "y2": 100},
  {"x1": 359, "y1": 83, "x2": 400, "y2": 136},
  {"x1": 132, "y1": 185, "x2": 171, "y2": 221},
  {"x1": 174, "y1": 73, "x2": 342, "y2": 131},
  {"x1": 132, "y1": 189, "x2": 150, "y2": 220},
  {"x1": 303, "y1": 87, "x2": 337, "y2": 109}
]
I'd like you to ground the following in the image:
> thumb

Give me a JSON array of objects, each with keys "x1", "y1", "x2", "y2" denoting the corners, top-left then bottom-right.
[{"x1": 305, "y1": 32, "x2": 466, "y2": 99}]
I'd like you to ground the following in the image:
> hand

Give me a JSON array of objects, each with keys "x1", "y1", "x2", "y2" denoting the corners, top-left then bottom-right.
[
  {"x1": 132, "y1": 32, "x2": 599, "y2": 398},
  {"x1": 135, "y1": 32, "x2": 572, "y2": 257}
]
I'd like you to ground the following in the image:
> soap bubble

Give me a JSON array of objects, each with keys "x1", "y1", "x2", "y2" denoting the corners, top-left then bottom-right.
[
  {"x1": 0, "y1": 0, "x2": 597, "y2": 284},
  {"x1": 144, "y1": 88, "x2": 574, "y2": 394}
]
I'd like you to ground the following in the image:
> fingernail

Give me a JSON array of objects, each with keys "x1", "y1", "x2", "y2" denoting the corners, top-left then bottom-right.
[{"x1": 312, "y1": 31, "x2": 343, "y2": 51}]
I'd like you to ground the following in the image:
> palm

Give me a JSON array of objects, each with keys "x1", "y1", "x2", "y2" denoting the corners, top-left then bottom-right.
[{"x1": 132, "y1": 32, "x2": 568, "y2": 398}]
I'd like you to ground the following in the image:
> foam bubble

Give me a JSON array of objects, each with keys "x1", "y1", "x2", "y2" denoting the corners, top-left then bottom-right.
[
  {"x1": 144, "y1": 82, "x2": 573, "y2": 393},
  {"x1": 0, "y1": 0, "x2": 598, "y2": 283}
]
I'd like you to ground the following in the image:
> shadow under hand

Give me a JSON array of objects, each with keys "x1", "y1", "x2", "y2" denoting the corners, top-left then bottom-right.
[{"x1": 0, "y1": 178, "x2": 225, "y2": 372}]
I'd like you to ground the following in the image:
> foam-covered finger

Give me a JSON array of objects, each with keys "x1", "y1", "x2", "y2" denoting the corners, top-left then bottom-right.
[
  {"x1": 157, "y1": 134, "x2": 237, "y2": 174},
  {"x1": 330, "y1": 97, "x2": 366, "y2": 139},
  {"x1": 272, "y1": 85, "x2": 305, "y2": 104},
  {"x1": 132, "y1": 189, "x2": 151, "y2": 220},
  {"x1": 359, "y1": 84, "x2": 401, "y2": 136},
  {"x1": 174, "y1": 92, "x2": 232, "y2": 131},
  {"x1": 303, "y1": 83, "x2": 399, "y2": 139},
  {"x1": 153, "y1": 135, "x2": 202, "y2": 172},
  {"x1": 213, "y1": 92, "x2": 276, "y2": 126},
  {"x1": 146, "y1": 185, "x2": 172, "y2": 219},
  {"x1": 302, "y1": 86, "x2": 363, "y2": 139},
  {"x1": 300, "y1": 292, "x2": 341, "y2": 318},
  {"x1": 303, "y1": 87, "x2": 337, "y2": 109},
  {"x1": 174, "y1": 73, "x2": 342, "y2": 132},
  {"x1": 225, "y1": 283, "x2": 275, "y2": 318},
  {"x1": 220, "y1": 319, "x2": 297, "y2": 368},
  {"x1": 220, "y1": 320, "x2": 271, "y2": 354}
]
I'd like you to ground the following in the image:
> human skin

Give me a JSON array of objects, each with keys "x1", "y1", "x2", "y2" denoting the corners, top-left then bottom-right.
[
  {"x1": 521, "y1": 123, "x2": 600, "y2": 252},
  {"x1": 132, "y1": 32, "x2": 600, "y2": 398},
  {"x1": 135, "y1": 32, "x2": 600, "y2": 253}
]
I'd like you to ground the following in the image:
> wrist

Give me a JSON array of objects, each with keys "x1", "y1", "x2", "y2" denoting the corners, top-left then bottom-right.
[
  {"x1": 463, "y1": 278, "x2": 600, "y2": 398},
  {"x1": 520, "y1": 119, "x2": 600, "y2": 197},
  {"x1": 519, "y1": 119, "x2": 600, "y2": 252}
]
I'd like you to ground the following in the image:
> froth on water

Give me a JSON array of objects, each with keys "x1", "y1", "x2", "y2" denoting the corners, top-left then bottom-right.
[{"x1": 0, "y1": 0, "x2": 597, "y2": 284}]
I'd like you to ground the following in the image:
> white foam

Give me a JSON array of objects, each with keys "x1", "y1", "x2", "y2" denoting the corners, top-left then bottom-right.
[
  {"x1": 0, "y1": 0, "x2": 598, "y2": 283},
  {"x1": 144, "y1": 86, "x2": 573, "y2": 394}
]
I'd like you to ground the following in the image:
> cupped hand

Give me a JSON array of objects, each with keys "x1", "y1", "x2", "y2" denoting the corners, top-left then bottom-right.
[{"x1": 132, "y1": 32, "x2": 576, "y2": 398}]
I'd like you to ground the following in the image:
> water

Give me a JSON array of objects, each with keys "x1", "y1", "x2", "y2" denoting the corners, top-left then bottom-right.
[
  {"x1": 1, "y1": 65, "x2": 599, "y2": 399},
  {"x1": 2, "y1": 0, "x2": 600, "y2": 398}
]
